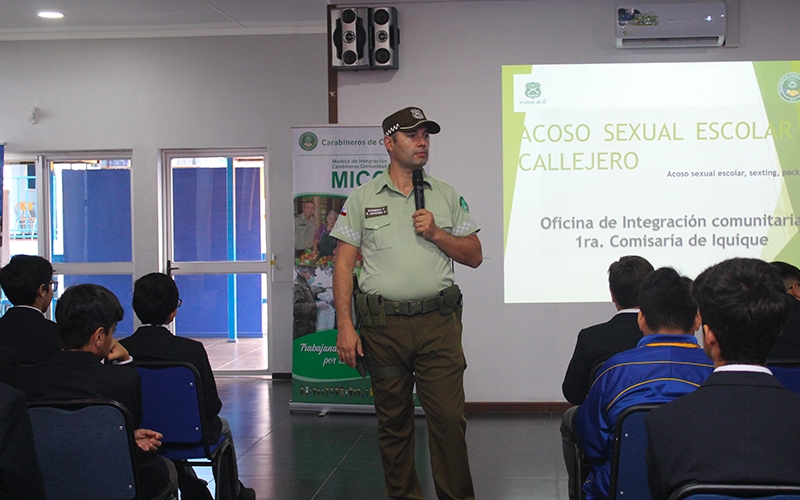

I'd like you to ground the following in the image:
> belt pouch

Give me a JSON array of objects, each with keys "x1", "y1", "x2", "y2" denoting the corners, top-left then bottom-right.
[
  {"x1": 356, "y1": 294, "x2": 372, "y2": 327},
  {"x1": 367, "y1": 294, "x2": 386, "y2": 327},
  {"x1": 438, "y1": 285, "x2": 462, "y2": 316}
]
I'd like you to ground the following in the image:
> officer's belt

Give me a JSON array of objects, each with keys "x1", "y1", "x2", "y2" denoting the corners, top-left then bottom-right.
[{"x1": 383, "y1": 295, "x2": 441, "y2": 316}]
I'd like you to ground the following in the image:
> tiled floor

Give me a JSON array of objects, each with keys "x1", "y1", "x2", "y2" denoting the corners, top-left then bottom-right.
[
  {"x1": 197, "y1": 376, "x2": 570, "y2": 500},
  {"x1": 196, "y1": 337, "x2": 269, "y2": 372}
]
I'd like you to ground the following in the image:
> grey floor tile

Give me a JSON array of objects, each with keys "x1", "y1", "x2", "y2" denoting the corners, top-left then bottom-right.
[{"x1": 182, "y1": 375, "x2": 569, "y2": 499}]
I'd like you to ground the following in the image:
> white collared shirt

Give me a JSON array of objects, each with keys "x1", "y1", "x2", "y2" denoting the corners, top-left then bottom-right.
[
  {"x1": 714, "y1": 364, "x2": 772, "y2": 375},
  {"x1": 14, "y1": 305, "x2": 45, "y2": 315}
]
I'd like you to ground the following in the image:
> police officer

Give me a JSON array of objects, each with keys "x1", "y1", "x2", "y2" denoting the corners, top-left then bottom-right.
[{"x1": 331, "y1": 107, "x2": 482, "y2": 500}]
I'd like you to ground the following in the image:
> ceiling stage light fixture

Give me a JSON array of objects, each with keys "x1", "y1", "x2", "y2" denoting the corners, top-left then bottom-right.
[{"x1": 38, "y1": 11, "x2": 65, "y2": 19}]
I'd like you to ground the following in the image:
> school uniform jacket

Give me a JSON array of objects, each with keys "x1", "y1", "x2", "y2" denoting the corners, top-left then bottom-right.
[
  {"x1": 646, "y1": 370, "x2": 800, "y2": 500},
  {"x1": 562, "y1": 311, "x2": 644, "y2": 405},
  {"x1": 575, "y1": 334, "x2": 714, "y2": 500},
  {"x1": 0, "y1": 307, "x2": 59, "y2": 366}
]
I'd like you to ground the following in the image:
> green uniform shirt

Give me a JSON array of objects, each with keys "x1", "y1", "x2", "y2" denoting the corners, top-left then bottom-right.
[
  {"x1": 331, "y1": 168, "x2": 479, "y2": 301},
  {"x1": 295, "y1": 214, "x2": 316, "y2": 250}
]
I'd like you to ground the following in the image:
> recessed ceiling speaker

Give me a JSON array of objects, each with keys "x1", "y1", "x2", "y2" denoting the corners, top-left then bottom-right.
[
  {"x1": 331, "y1": 7, "x2": 370, "y2": 71},
  {"x1": 370, "y1": 7, "x2": 399, "y2": 70}
]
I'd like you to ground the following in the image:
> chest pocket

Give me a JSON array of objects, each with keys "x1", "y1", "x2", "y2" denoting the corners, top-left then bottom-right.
[{"x1": 362, "y1": 215, "x2": 392, "y2": 250}]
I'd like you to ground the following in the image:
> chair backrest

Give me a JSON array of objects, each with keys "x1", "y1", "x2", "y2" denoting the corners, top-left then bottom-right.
[
  {"x1": 767, "y1": 361, "x2": 800, "y2": 395},
  {"x1": 136, "y1": 361, "x2": 212, "y2": 453},
  {"x1": 668, "y1": 482, "x2": 800, "y2": 500},
  {"x1": 28, "y1": 399, "x2": 142, "y2": 500},
  {"x1": 589, "y1": 361, "x2": 605, "y2": 385},
  {"x1": 609, "y1": 403, "x2": 661, "y2": 500}
]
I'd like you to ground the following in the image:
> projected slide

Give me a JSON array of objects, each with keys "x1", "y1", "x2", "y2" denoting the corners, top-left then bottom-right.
[{"x1": 502, "y1": 61, "x2": 800, "y2": 303}]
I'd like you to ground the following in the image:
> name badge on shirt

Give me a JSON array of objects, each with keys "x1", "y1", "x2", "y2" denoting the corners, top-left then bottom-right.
[{"x1": 365, "y1": 206, "x2": 388, "y2": 218}]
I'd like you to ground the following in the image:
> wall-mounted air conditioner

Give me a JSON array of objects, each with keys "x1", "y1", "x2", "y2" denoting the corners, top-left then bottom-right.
[{"x1": 616, "y1": 3, "x2": 726, "y2": 49}]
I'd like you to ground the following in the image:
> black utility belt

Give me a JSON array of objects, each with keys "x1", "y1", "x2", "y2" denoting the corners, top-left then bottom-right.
[
  {"x1": 384, "y1": 296, "x2": 441, "y2": 316},
  {"x1": 355, "y1": 285, "x2": 462, "y2": 327}
]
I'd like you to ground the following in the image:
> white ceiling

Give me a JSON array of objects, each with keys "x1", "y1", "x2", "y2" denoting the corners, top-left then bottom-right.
[
  {"x1": 0, "y1": 0, "x2": 477, "y2": 41},
  {"x1": 0, "y1": 0, "x2": 332, "y2": 40}
]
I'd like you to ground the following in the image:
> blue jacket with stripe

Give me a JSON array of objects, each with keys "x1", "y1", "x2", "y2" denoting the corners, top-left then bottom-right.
[{"x1": 574, "y1": 333, "x2": 714, "y2": 500}]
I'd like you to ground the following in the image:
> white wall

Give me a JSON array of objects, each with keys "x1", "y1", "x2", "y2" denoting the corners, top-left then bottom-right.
[
  {"x1": 0, "y1": 35, "x2": 328, "y2": 373},
  {"x1": 2, "y1": 0, "x2": 798, "y2": 399},
  {"x1": 336, "y1": 0, "x2": 800, "y2": 401}
]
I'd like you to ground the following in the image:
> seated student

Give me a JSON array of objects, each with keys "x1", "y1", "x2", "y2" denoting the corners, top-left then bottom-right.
[
  {"x1": 562, "y1": 256, "x2": 656, "y2": 405},
  {"x1": 120, "y1": 272, "x2": 255, "y2": 500},
  {"x1": 561, "y1": 255, "x2": 653, "y2": 500},
  {"x1": 0, "y1": 255, "x2": 59, "y2": 365},
  {"x1": 0, "y1": 382, "x2": 47, "y2": 499},
  {"x1": 767, "y1": 261, "x2": 800, "y2": 361},
  {"x1": 646, "y1": 258, "x2": 800, "y2": 500},
  {"x1": 574, "y1": 267, "x2": 714, "y2": 500},
  {"x1": 0, "y1": 347, "x2": 20, "y2": 385},
  {"x1": 15, "y1": 284, "x2": 178, "y2": 500}
]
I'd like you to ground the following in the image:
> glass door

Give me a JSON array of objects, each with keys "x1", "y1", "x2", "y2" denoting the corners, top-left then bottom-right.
[
  {"x1": 2, "y1": 154, "x2": 39, "y2": 313},
  {"x1": 163, "y1": 149, "x2": 269, "y2": 372},
  {"x1": 42, "y1": 152, "x2": 136, "y2": 331}
]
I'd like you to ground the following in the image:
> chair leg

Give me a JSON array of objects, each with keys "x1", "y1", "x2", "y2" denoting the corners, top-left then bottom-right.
[
  {"x1": 227, "y1": 449, "x2": 239, "y2": 500},
  {"x1": 574, "y1": 443, "x2": 585, "y2": 500},
  {"x1": 212, "y1": 443, "x2": 239, "y2": 500}
]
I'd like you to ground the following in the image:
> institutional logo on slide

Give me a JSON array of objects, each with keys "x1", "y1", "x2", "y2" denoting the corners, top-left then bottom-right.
[
  {"x1": 778, "y1": 72, "x2": 800, "y2": 103},
  {"x1": 525, "y1": 82, "x2": 541, "y2": 99},
  {"x1": 299, "y1": 132, "x2": 318, "y2": 151}
]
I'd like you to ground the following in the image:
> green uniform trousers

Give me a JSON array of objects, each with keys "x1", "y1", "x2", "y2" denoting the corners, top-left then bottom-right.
[{"x1": 361, "y1": 309, "x2": 475, "y2": 500}]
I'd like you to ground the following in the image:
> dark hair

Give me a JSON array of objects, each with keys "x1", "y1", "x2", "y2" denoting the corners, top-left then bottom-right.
[
  {"x1": 0, "y1": 255, "x2": 53, "y2": 306},
  {"x1": 132, "y1": 273, "x2": 180, "y2": 325},
  {"x1": 693, "y1": 258, "x2": 792, "y2": 365},
  {"x1": 771, "y1": 261, "x2": 800, "y2": 288},
  {"x1": 56, "y1": 284, "x2": 124, "y2": 350},
  {"x1": 639, "y1": 267, "x2": 697, "y2": 333},
  {"x1": 608, "y1": 255, "x2": 654, "y2": 309}
]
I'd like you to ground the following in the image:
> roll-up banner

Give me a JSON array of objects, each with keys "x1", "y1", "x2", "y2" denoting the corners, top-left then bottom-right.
[
  {"x1": 289, "y1": 125, "x2": 386, "y2": 414},
  {"x1": 0, "y1": 144, "x2": 4, "y2": 256}
]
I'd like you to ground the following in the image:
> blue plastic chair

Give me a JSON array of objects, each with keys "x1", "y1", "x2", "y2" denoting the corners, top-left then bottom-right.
[
  {"x1": 768, "y1": 361, "x2": 800, "y2": 395},
  {"x1": 608, "y1": 404, "x2": 661, "y2": 500},
  {"x1": 28, "y1": 399, "x2": 144, "y2": 500},
  {"x1": 137, "y1": 361, "x2": 237, "y2": 500},
  {"x1": 668, "y1": 483, "x2": 800, "y2": 500}
]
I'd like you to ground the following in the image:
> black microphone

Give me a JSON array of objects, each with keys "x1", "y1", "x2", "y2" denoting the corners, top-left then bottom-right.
[{"x1": 412, "y1": 170, "x2": 425, "y2": 210}]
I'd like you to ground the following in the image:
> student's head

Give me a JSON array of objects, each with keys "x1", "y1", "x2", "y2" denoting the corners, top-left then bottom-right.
[
  {"x1": 693, "y1": 258, "x2": 792, "y2": 365},
  {"x1": 0, "y1": 255, "x2": 54, "y2": 307},
  {"x1": 638, "y1": 267, "x2": 698, "y2": 334},
  {"x1": 771, "y1": 261, "x2": 800, "y2": 300},
  {"x1": 132, "y1": 273, "x2": 180, "y2": 326},
  {"x1": 607, "y1": 255, "x2": 654, "y2": 309},
  {"x1": 56, "y1": 284, "x2": 124, "y2": 351}
]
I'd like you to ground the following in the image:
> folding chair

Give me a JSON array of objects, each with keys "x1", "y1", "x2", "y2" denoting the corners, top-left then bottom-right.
[
  {"x1": 137, "y1": 361, "x2": 237, "y2": 500},
  {"x1": 28, "y1": 399, "x2": 144, "y2": 500},
  {"x1": 608, "y1": 404, "x2": 662, "y2": 500},
  {"x1": 589, "y1": 361, "x2": 606, "y2": 385},
  {"x1": 668, "y1": 482, "x2": 800, "y2": 500}
]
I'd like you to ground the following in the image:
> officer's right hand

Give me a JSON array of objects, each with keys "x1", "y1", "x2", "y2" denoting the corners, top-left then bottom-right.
[{"x1": 336, "y1": 325, "x2": 363, "y2": 368}]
